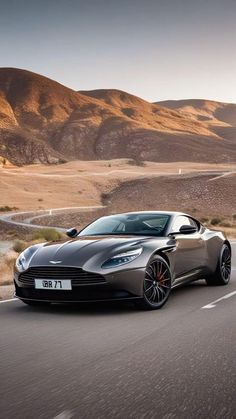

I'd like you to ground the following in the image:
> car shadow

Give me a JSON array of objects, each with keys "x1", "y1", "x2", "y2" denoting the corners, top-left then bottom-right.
[
  {"x1": 16, "y1": 299, "x2": 138, "y2": 317},
  {"x1": 14, "y1": 279, "x2": 209, "y2": 317}
]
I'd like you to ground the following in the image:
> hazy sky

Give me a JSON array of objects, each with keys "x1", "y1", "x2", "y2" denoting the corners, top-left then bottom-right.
[{"x1": 0, "y1": 0, "x2": 235, "y2": 102}]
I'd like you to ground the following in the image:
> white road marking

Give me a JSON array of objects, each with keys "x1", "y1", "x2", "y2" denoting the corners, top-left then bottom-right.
[
  {"x1": 208, "y1": 171, "x2": 235, "y2": 181},
  {"x1": 0, "y1": 298, "x2": 18, "y2": 304},
  {"x1": 201, "y1": 291, "x2": 236, "y2": 309},
  {"x1": 53, "y1": 411, "x2": 74, "y2": 419}
]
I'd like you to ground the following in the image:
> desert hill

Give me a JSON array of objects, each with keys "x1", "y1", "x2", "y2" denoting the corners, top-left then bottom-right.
[
  {"x1": 0, "y1": 68, "x2": 235, "y2": 165},
  {"x1": 0, "y1": 68, "x2": 112, "y2": 164},
  {"x1": 156, "y1": 99, "x2": 236, "y2": 126}
]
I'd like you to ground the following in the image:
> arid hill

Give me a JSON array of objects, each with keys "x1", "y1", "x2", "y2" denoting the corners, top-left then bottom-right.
[
  {"x1": 157, "y1": 99, "x2": 236, "y2": 147},
  {"x1": 157, "y1": 99, "x2": 236, "y2": 126},
  {"x1": 0, "y1": 68, "x2": 235, "y2": 165}
]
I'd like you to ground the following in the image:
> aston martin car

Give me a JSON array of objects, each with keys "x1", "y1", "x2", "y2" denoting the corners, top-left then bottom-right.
[{"x1": 14, "y1": 211, "x2": 231, "y2": 309}]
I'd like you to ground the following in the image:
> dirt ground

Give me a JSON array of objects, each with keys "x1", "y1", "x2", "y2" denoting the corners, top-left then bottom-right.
[{"x1": 0, "y1": 159, "x2": 235, "y2": 211}]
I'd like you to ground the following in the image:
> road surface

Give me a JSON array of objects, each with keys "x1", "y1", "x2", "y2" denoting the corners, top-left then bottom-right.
[{"x1": 0, "y1": 244, "x2": 235, "y2": 419}]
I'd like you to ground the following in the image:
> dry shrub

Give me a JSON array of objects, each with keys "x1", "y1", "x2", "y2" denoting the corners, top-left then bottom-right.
[
  {"x1": 210, "y1": 217, "x2": 221, "y2": 226},
  {"x1": 13, "y1": 240, "x2": 28, "y2": 253},
  {"x1": 13, "y1": 238, "x2": 53, "y2": 254},
  {"x1": 200, "y1": 217, "x2": 209, "y2": 224},
  {"x1": 32, "y1": 228, "x2": 62, "y2": 242},
  {"x1": 0, "y1": 250, "x2": 18, "y2": 286},
  {"x1": 0, "y1": 206, "x2": 19, "y2": 212}
]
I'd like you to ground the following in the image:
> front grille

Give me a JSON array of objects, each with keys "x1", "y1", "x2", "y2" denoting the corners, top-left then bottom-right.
[{"x1": 18, "y1": 266, "x2": 106, "y2": 288}]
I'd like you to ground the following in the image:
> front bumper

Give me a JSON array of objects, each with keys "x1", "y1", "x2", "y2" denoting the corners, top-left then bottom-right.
[{"x1": 14, "y1": 266, "x2": 145, "y2": 303}]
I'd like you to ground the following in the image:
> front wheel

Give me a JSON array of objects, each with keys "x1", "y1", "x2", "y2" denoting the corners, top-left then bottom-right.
[
  {"x1": 205, "y1": 244, "x2": 231, "y2": 286},
  {"x1": 137, "y1": 255, "x2": 172, "y2": 310}
]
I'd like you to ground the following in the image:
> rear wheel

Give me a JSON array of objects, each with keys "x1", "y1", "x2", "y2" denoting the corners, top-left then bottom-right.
[
  {"x1": 205, "y1": 244, "x2": 231, "y2": 286},
  {"x1": 138, "y1": 255, "x2": 172, "y2": 310}
]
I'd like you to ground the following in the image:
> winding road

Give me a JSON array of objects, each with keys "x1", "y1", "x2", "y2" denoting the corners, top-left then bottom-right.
[
  {"x1": 0, "y1": 206, "x2": 105, "y2": 231},
  {"x1": 0, "y1": 167, "x2": 234, "y2": 231},
  {"x1": 0, "y1": 244, "x2": 235, "y2": 419}
]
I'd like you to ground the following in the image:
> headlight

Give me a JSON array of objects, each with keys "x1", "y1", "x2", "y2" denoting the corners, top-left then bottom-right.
[
  {"x1": 15, "y1": 245, "x2": 40, "y2": 272},
  {"x1": 102, "y1": 247, "x2": 143, "y2": 269}
]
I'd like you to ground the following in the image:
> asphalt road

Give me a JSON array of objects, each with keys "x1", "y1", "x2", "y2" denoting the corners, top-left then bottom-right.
[{"x1": 0, "y1": 244, "x2": 236, "y2": 419}]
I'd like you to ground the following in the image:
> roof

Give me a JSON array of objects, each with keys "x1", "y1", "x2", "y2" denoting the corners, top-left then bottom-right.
[{"x1": 105, "y1": 211, "x2": 190, "y2": 217}]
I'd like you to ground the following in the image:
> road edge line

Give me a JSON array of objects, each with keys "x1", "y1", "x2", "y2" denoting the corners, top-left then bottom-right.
[
  {"x1": 0, "y1": 298, "x2": 18, "y2": 304},
  {"x1": 201, "y1": 290, "x2": 236, "y2": 309}
]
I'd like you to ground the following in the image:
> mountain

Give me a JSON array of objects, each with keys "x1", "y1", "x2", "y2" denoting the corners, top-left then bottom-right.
[
  {"x1": 0, "y1": 68, "x2": 235, "y2": 165},
  {"x1": 156, "y1": 99, "x2": 236, "y2": 126},
  {"x1": 0, "y1": 68, "x2": 107, "y2": 164},
  {"x1": 157, "y1": 99, "x2": 236, "y2": 146}
]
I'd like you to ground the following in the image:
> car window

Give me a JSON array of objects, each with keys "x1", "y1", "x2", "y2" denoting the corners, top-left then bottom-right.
[
  {"x1": 171, "y1": 215, "x2": 192, "y2": 232},
  {"x1": 143, "y1": 217, "x2": 170, "y2": 229},
  {"x1": 79, "y1": 213, "x2": 171, "y2": 236},
  {"x1": 189, "y1": 218, "x2": 198, "y2": 229}
]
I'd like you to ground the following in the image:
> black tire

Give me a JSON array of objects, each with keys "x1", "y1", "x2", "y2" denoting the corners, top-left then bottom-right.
[
  {"x1": 137, "y1": 255, "x2": 172, "y2": 310},
  {"x1": 205, "y1": 244, "x2": 231, "y2": 286},
  {"x1": 21, "y1": 300, "x2": 50, "y2": 307}
]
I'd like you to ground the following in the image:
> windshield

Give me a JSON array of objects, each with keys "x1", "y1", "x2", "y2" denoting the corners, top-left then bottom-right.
[{"x1": 79, "y1": 213, "x2": 170, "y2": 237}]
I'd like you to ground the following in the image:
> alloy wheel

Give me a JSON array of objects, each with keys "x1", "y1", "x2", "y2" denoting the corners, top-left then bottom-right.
[
  {"x1": 144, "y1": 259, "x2": 171, "y2": 305},
  {"x1": 221, "y1": 246, "x2": 231, "y2": 282}
]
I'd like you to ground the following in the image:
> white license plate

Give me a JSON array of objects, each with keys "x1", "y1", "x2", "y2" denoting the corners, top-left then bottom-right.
[{"x1": 35, "y1": 279, "x2": 72, "y2": 290}]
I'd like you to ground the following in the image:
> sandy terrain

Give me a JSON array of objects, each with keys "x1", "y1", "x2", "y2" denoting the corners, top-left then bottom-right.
[
  {"x1": 0, "y1": 160, "x2": 232, "y2": 236},
  {"x1": 0, "y1": 159, "x2": 235, "y2": 211}
]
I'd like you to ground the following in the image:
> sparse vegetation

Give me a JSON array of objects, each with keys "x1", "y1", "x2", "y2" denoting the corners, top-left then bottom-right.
[
  {"x1": 0, "y1": 250, "x2": 17, "y2": 286},
  {"x1": 200, "y1": 217, "x2": 209, "y2": 224},
  {"x1": 13, "y1": 240, "x2": 28, "y2": 253},
  {"x1": 210, "y1": 217, "x2": 221, "y2": 226},
  {"x1": 0, "y1": 157, "x2": 6, "y2": 167},
  {"x1": 32, "y1": 228, "x2": 63, "y2": 242},
  {"x1": 101, "y1": 192, "x2": 110, "y2": 203},
  {"x1": 0, "y1": 205, "x2": 19, "y2": 212}
]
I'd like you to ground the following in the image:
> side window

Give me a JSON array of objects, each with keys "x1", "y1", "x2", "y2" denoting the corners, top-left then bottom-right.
[
  {"x1": 189, "y1": 218, "x2": 198, "y2": 229},
  {"x1": 172, "y1": 216, "x2": 192, "y2": 232}
]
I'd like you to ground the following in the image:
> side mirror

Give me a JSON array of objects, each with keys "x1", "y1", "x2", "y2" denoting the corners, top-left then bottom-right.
[
  {"x1": 66, "y1": 228, "x2": 78, "y2": 238},
  {"x1": 169, "y1": 225, "x2": 197, "y2": 237},
  {"x1": 179, "y1": 225, "x2": 197, "y2": 234}
]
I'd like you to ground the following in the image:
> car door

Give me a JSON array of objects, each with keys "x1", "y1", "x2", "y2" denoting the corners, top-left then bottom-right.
[{"x1": 170, "y1": 215, "x2": 206, "y2": 279}]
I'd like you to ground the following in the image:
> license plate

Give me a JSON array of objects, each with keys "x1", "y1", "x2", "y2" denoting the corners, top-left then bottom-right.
[{"x1": 35, "y1": 279, "x2": 72, "y2": 290}]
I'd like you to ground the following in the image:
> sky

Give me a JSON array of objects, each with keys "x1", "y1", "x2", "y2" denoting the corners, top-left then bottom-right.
[{"x1": 0, "y1": 0, "x2": 235, "y2": 102}]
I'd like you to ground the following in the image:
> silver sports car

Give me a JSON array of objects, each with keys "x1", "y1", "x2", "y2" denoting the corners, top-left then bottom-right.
[{"x1": 14, "y1": 211, "x2": 231, "y2": 309}]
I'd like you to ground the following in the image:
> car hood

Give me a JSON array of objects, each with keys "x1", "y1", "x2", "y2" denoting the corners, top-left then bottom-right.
[{"x1": 29, "y1": 235, "x2": 160, "y2": 270}]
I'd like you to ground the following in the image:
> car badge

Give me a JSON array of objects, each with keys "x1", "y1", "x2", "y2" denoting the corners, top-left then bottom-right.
[{"x1": 49, "y1": 260, "x2": 62, "y2": 264}]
